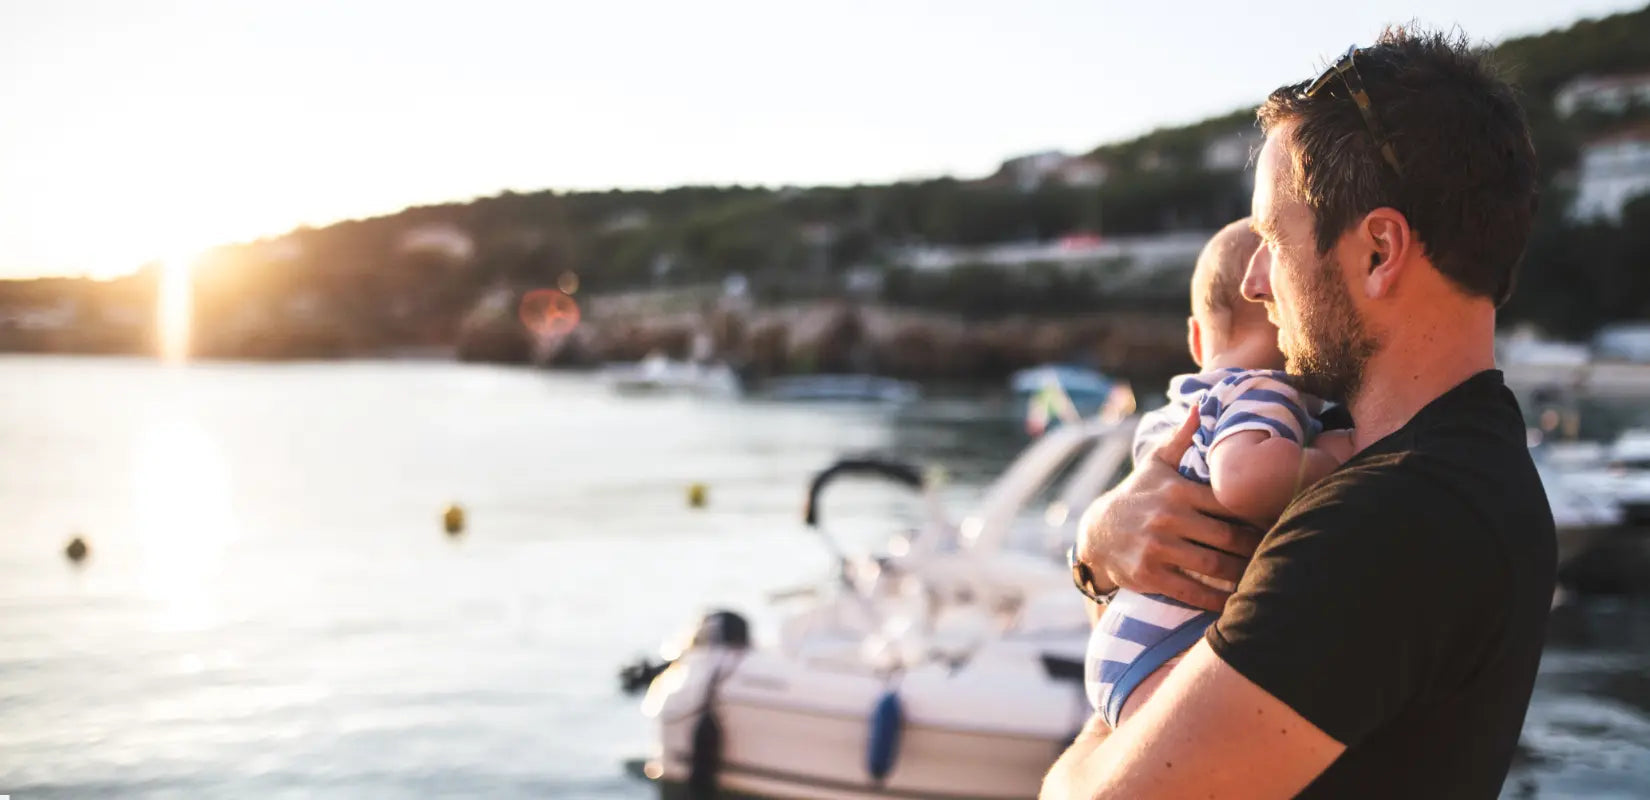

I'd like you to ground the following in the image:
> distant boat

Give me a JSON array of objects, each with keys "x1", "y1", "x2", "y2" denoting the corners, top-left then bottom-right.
[
  {"x1": 1546, "y1": 428, "x2": 1650, "y2": 527},
  {"x1": 600, "y1": 353, "x2": 741, "y2": 398},
  {"x1": 761, "y1": 374, "x2": 920, "y2": 404},
  {"x1": 1537, "y1": 461, "x2": 1625, "y2": 566},
  {"x1": 623, "y1": 416, "x2": 1141, "y2": 800},
  {"x1": 1012, "y1": 364, "x2": 1115, "y2": 433}
]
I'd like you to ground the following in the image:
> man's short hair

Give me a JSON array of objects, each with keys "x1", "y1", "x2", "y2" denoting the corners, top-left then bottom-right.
[{"x1": 1256, "y1": 27, "x2": 1539, "y2": 305}]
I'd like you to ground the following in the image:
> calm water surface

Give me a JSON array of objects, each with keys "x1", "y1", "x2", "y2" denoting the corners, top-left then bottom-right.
[{"x1": 0, "y1": 357, "x2": 1645, "y2": 799}]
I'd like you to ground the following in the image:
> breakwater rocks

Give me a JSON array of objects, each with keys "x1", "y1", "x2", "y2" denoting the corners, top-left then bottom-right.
[{"x1": 458, "y1": 296, "x2": 1193, "y2": 383}]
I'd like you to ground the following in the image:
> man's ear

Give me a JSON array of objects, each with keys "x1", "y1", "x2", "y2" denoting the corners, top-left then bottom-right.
[
  {"x1": 1360, "y1": 208, "x2": 1413, "y2": 299},
  {"x1": 1188, "y1": 316, "x2": 1204, "y2": 368}
]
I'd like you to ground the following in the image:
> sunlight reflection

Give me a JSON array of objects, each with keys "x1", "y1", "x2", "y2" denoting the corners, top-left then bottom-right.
[
  {"x1": 132, "y1": 414, "x2": 238, "y2": 631},
  {"x1": 159, "y1": 252, "x2": 196, "y2": 364}
]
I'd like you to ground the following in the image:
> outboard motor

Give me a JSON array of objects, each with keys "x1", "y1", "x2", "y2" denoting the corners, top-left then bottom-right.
[
  {"x1": 618, "y1": 610, "x2": 751, "y2": 695},
  {"x1": 682, "y1": 610, "x2": 750, "y2": 800},
  {"x1": 689, "y1": 609, "x2": 751, "y2": 650}
]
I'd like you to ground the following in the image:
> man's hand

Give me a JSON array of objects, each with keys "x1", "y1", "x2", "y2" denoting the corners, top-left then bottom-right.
[{"x1": 1075, "y1": 407, "x2": 1261, "y2": 611}]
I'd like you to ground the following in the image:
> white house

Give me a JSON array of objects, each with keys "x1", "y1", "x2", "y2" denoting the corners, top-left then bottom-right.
[
  {"x1": 1053, "y1": 158, "x2": 1108, "y2": 187},
  {"x1": 1570, "y1": 126, "x2": 1650, "y2": 222},
  {"x1": 1555, "y1": 73, "x2": 1650, "y2": 117},
  {"x1": 995, "y1": 151, "x2": 1108, "y2": 192},
  {"x1": 891, "y1": 230, "x2": 1211, "y2": 294},
  {"x1": 1202, "y1": 129, "x2": 1258, "y2": 171},
  {"x1": 398, "y1": 223, "x2": 475, "y2": 262}
]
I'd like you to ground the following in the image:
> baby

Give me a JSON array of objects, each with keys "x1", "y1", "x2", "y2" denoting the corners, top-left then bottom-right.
[{"x1": 1085, "y1": 218, "x2": 1355, "y2": 728}]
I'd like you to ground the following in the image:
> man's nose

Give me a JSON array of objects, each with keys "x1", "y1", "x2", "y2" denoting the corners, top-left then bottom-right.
[{"x1": 1242, "y1": 245, "x2": 1272, "y2": 303}]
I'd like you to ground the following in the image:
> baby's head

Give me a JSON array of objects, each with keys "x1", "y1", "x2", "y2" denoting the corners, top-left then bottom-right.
[{"x1": 1188, "y1": 218, "x2": 1284, "y2": 371}]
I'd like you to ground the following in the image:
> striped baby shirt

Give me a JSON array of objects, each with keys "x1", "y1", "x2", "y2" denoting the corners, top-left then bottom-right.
[{"x1": 1086, "y1": 367, "x2": 1324, "y2": 727}]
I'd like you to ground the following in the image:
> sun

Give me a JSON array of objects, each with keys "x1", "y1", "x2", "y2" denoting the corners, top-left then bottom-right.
[{"x1": 159, "y1": 251, "x2": 197, "y2": 364}]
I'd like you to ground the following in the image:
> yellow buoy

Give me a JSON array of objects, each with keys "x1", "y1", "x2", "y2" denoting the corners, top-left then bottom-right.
[
  {"x1": 687, "y1": 483, "x2": 708, "y2": 509},
  {"x1": 65, "y1": 536, "x2": 89, "y2": 563},
  {"x1": 442, "y1": 504, "x2": 466, "y2": 536}
]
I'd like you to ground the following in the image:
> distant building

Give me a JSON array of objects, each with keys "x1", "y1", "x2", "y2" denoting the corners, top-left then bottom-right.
[
  {"x1": 1571, "y1": 126, "x2": 1650, "y2": 222},
  {"x1": 889, "y1": 231, "x2": 1210, "y2": 294},
  {"x1": 1555, "y1": 73, "x2": 1650, "y2": 117},
  {"x1": 599, "y1": 210, "x2": 651, "y2": 234},
  {"x1": 1052, "y1": 157, "x2": 1108, "y2": 187},
  {"x1": 0, "y1": 299, "x2": 77, "y2": 331},
  {"x1": 993, "y1": 151, "x2": 1109, "y2": 192},
  {"x1": 399, "y1": 224, "x2": 475, "y2": 262},
  {"x1": 1202, "y1": 129, "x2": 1259, "y2": 171},
  {"x1": 1137, "y1": 150, "x2": 1169, "y2": 173}
]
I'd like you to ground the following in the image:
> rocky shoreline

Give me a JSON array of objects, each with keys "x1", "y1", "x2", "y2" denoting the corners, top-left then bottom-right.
[{"x1": 457, "y1": 296, "x2": 1193, "y2": 385}]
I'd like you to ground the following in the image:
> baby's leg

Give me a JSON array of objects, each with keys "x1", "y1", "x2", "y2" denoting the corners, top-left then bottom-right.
[{"x1": 1116, "y1": 653, "x2": 1186, "y2": 727}]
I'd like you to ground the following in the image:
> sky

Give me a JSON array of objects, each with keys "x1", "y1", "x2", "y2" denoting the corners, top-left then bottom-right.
[{"x1": 0, "y1": 0, "x2": 1642, "y2": 279}]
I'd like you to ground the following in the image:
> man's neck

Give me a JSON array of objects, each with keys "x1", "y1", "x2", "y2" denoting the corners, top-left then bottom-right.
[{"x1": 1346, "y1": 305, "x2": 1496, "y2": 452}]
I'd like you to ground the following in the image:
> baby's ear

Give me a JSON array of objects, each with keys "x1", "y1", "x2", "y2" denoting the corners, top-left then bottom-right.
[{"x1": 1187, "y1": 316, "x2": 1204, "y2": 368}]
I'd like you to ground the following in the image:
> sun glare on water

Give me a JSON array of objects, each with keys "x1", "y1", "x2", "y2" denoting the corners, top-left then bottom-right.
[
  {"x1": 159, "y1": 252, "x2": 196, "y2": 364},
  {"x1": 133, "y1": 413, "x2": 239, "y2": 632}
]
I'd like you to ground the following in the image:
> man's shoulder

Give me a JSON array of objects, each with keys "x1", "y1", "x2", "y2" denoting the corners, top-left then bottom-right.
[
  {"x1": 1271, "y1": 438, "x2": 1547, "y2": 580},
  {"x1": 1271, "y1": 452, "x2": 1481, "y2": 556},
  {"x1": 1284, "y1": 450, "x2": 1439, "y2": 517}
]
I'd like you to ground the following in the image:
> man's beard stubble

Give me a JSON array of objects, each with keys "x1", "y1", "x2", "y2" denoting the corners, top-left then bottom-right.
[{"x1": 1282, "y1": 253, "x2": 1378, "y2": 404}]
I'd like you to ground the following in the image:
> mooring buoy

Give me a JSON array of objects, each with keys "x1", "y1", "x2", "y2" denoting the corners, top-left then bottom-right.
[
  {"x1": 687, "y1": 483, "x2": 708, "y2": 509},
  {"x1": 442, "y1": 504, "x2": 466, "y2": 536}
]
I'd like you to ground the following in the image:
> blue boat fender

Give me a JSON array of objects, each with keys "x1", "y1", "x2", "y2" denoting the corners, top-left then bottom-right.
[{"x1": 866, "y1": 689, "x2": 904, "y2": 783}]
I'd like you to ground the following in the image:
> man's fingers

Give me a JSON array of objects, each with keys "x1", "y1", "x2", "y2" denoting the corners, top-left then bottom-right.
[
  {"x1": 1147, "y1": 569, "x2": 1233, "y2": 613},
  {"x1": 1174, "y1": 512, "x2": 1263, "y2": 559},
  {"x1": 1165, "y1": 469, "x2": 1240, "y2": 520},
  {"x1": 1162, "y1": 538, "x2": 1251, "y2": 584}
]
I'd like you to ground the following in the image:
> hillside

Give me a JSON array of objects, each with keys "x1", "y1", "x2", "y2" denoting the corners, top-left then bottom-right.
[{"x1": 3, "y1": 4, "x2": 1648, "y2": 362}]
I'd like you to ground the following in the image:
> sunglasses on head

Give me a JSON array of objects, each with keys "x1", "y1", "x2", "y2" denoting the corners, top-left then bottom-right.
[
  {"x1": 1298, "y1": 45, "x2": 1404, "y2": 179},
  {"x1": 1067, "y1": 545, "x2": 1113, "y2": 606}
]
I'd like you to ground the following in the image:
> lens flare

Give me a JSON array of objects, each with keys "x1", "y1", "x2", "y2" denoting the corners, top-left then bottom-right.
[
  {"x1": 517, "y1": 289, "x2": 580, "y2": 338},
  {"x1": 158, "y1": 251, "x2": 197, "y2": 364}
]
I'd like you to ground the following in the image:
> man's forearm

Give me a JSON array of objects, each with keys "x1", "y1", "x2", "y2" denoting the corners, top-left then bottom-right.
[{"x1": 1041, "y1": 715, "x2": 1110, "y2": 800}]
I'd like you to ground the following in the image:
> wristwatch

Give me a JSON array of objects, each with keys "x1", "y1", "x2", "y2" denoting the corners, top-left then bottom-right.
[{"x1": 1067, "y1": 545, "x2": 1119, "y2": 606}]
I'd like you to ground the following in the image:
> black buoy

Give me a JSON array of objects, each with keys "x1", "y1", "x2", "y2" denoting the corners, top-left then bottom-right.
[{"x1": 65, "y1": 536, "x2": 89, "y2": 564}]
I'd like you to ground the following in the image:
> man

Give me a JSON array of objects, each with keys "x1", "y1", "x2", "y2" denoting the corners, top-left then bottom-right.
[{"x1": 1044, "y1": 28, "x2": 1555, "y2": 799}]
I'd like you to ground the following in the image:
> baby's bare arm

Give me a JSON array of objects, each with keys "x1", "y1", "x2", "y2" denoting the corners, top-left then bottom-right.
[
  {"x1": 1206, "y1": 431, "x2": 1303, "y2": 528},
  {"x1": 1206, "y1": 429, "x2": 1351, "y2": 528}
]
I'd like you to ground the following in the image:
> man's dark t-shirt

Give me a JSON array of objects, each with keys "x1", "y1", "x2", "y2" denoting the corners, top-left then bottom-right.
[{"x1": 1206, "y1": 370, "x2": 1556, "y2": 798}]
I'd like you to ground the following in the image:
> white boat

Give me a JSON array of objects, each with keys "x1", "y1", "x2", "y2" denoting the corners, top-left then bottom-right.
[
  {"x1": 1536, "y1": 461, "x2": 1625, "y2": 566},
  {"x1": 621, "y1": 415, "x2": 1628, "y2": 800},
  {"x1": 602, "y1": 353, "x2": 742, "y2": 398},
  {"x1": 1543, "y1": 428, "x2": 1650, "y2": 528},
  {"x1": 627, "y1": 416, "x2": 1139, "y2": 800}
]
